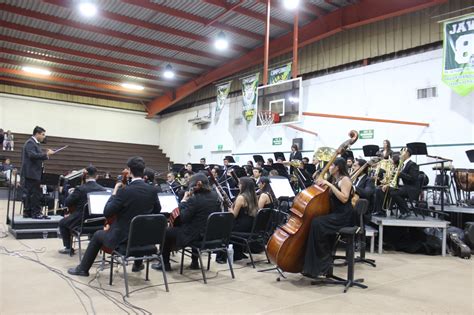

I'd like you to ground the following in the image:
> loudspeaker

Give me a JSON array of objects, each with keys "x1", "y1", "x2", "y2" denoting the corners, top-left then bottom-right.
[{"x1": 292, "y1": 138, "x2": 303, "y2": 151}]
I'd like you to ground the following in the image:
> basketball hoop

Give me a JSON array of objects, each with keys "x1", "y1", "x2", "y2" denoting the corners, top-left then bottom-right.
[{"x1": 258, "y1": 110, "x2": 278, "y2": 128}]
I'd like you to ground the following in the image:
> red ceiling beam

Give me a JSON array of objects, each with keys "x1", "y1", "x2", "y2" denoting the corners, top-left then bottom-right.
[
  {"x1": 0, "y1": 35, "x2": 196, "y2": 79},
  {"x1": 121, "y1": 0, "x2": 263, "y2": 40},
  {"x1": 0, "y1": 77, "x2": 150, "y2": 103},
  {"x1": 43, "y1": 0, "x2": 248, "y2": 53},
  {"x1": 0, "y1": 3, "x2": 227, "y2": 62},
  {"x1": 0, "y1": 47, "x2": 177, "y2": 87},
  {"x1": 203, "y1": 0, "x2": 293, "y2": 30},
  {"x1": 1, "y1": 21, "x2": 212, "y2": 71},
  {"x1": 0, "y1": 56, "x2": 166, "y2": 92},
  {"x1": 0, "y1": 67, "x2": 158, "y2": 97},
  {"x1": 147, "y1": 0, "x2": 447, "y2": 116},
  {"x1": 205, "y1": 0, "x2": 244, "y2": 27},
  {"x1": 255, "y1": 0, "x2": 318, "y2": 21}
]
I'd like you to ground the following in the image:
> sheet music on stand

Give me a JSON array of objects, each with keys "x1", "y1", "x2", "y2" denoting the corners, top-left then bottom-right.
[
  {"x1": 87, "y1": 191, "x2": 112, "y2": 215},
  {"x1": 158, "y1": 193, "x2": 179, "y2": 214},
  {"x1": 269, "y1": 176, "x2": 295, "y2": 199}
]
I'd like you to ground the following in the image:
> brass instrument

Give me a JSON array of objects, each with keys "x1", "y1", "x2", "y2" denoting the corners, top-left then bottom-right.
[
  {"x1": 350, "y1": 157, "x2": 381, "y2": 207},
  {"x1": 313, "y1": 147, "x2": 336, "y2": 163},
  {"x1": 382, "y1": 148, "x2": 407, "y2": 208},
  {"x1": 374, "y1": 159, "x2": 394, "y2": 186}
]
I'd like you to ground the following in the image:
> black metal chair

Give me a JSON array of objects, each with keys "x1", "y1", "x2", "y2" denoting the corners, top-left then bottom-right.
[
  {"x1": 179, "y1": 212, "x2": 235, "y2": 284},
  {"x1": 230, "y1": 208, "x2": 274, "y2": 268},
  {"x1": 109, "y1": 214, "x2": 169, "y2": 297},
  {"x1": 70, "y1": 204, "x2": 105, "y2": 260}
]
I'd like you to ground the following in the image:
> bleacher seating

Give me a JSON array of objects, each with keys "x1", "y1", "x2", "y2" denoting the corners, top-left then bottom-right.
[{"x1": 1, "y1": 132, "x2": 170, "y2": 177}]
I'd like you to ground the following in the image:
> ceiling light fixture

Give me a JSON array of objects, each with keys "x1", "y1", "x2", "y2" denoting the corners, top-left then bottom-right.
[
  {"x1": 283, "y1": 0, "x2": 300, "y2": 10},
  {"x1": 22, "y1": 66, "x2": 51, "y2": 76},
  {"x1": 163, "y1": 64, "x2": 175, "y2": 79},
  {"x1": 214, "y1": 31, "x2": 229, "y2": 50},
  {"x1": 78, "y1": 2, "x2": 98, "y2": 17},
  {"x1": 121, "y1": 83, "x2": 144, "y2": 91}
]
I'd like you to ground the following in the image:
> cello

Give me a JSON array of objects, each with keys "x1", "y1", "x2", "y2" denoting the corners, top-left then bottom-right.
[{"x1": 266, "y1": 130, "x2": 358, "y2": 273}]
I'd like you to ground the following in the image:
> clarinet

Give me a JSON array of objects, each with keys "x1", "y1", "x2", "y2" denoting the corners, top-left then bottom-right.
[{"x1": 207, "y1": 168, "x2": 233, "y2": 209}]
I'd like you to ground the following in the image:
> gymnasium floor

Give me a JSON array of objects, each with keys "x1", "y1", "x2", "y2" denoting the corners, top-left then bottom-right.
[{"x1": 0, "y1": 200, "x2": 472, "y2": 314}]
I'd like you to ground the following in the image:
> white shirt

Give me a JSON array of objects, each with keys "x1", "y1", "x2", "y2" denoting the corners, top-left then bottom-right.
[
  {"x1": 131, "y1": 177, "x2": 143, "y2": 183},
  {"x1": 31, "y1": 136, "x2": 40, "y2": 144},
  {"x1": 402, "y1": 156, "x2": 411, "y2": 170}
]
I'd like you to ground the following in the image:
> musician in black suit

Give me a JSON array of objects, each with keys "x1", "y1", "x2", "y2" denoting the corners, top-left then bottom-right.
[
  {"x1": 374, "y1": 149, "x2": 419, "y2": 219},
  {"x1": 289, "y1": 144, "x2": 303, "y2": 162},
  {"x1": 68, "y1": 157, "x2": 161, "y2": 276},
  {"x1": 352, "y1": 159, "x2": 375, "y2": 220},
  {"x1": 57, "y1": 166, "x2": 106, "y2": 255},
  {"x1": 152, "y1": 173, "x2": 221, "y2": 271},
  {"x1": 20, "y1": 126, "x2": 55, "y2": 219}
]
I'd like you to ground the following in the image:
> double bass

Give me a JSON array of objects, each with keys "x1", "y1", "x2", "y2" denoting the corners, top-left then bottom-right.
[{"x1": 266, "y1": 130, "x2": 358, "y2": 273}]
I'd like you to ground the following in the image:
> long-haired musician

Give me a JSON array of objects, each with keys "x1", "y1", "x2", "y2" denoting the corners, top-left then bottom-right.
[
  {"x1": 303, "y1": 157, "x2": 354, "y2": 279},
  {"x1": 152, "y1": 173, "x2": 221, "y2": 271}
]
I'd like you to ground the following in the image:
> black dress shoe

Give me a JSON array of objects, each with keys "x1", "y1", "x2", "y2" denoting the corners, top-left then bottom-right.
[
  {"x1": 58, "y1": 248, "x2": 74, "y2": 255},
  {"x1": 132, "y1": 264, "x2": 145, "y2": 272},
  {"x1": 67, "y1": 267, "x2": 89, "y2": 277},
  {"x1": 23, "y1": 212, "x2": 32, "y2": 218},
  {"x1": 151, "y1": 262, "x2": 171, "y2": 271},
  {"x1": 397, "y1": 213, "x2": 410, "y2": 220}
]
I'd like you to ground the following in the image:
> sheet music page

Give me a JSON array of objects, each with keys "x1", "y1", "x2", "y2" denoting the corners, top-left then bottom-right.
[
  {"x1": 158, "y1": 193, "x2": 179, "y2": 213},
  {"x1": 88, "y1": 193, "x2": 112, "y2": 215},
  {"x1": 269, "y1": 176, "x2": 295, "y2": 198}
]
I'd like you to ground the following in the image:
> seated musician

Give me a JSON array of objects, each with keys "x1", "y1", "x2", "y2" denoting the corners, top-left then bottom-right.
[
  {"x1": 177, "y1": 170, "x2": 193, "y2": 201},
  {"x1": 257, "y1": 177, "x2": 275, "y2": 209},
  {"x1": 351, "y1": 159, "x2": 375, "y2": 219},
  {"x1": 226, "y1": 177, "x2": 258, "y2": 261},
  {"x1": 143, "y1": 168, "x2": 155, "y2": 185},
  {"x1": 152, "y1": 173, "x2": 221, "y2": 271},
  {"x1": 185, "y1": 163, "x2": 193, "y2": 173},
  {"x1": 372, "y1": 154, "x2": 399, "y2": 215},
  {"x1": 303, "y1": 157, "x2": 354, "y2": 279},
  {"x1": 58, "y1": 166, "x2": 105, "y2": 255},
  {"x1": 252, "y1": 167, "x2": 263, "y2": 185},
  {"x1": 68, "y1": 157, "x2": 161, "y2": 276},
  {"x1": 166, "y1": 172, "x2": 180, "y2": 195},
  {"x1": 377, "y1": 148, "x2": 419, "y2": 219}
]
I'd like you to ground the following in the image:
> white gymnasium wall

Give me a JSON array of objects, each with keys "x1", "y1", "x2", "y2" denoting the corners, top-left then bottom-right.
[
  {"x1": 157, "y1": 49, "x2": 473, "y2": 177},
  {"x1": 0, "y1": 94, "x2": 160, "y2": 146}
]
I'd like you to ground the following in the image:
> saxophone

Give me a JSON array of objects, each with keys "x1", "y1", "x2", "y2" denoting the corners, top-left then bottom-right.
[{"x1": 388, "y1": 148, "x2": 407, "y2": 189}]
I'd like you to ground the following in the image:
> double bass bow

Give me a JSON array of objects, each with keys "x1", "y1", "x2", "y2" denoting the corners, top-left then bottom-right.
[{"x1": 266, "y1": 130, "x2": 358, "y2": 273}]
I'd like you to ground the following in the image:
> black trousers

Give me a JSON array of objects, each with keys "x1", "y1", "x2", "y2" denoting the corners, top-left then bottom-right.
[
  {"x1": 78, "y1": 230, "x2": 142, "y2": 272},
  {"x1": 373, "y1": 187, "x2": 410, "y2": 214},
  {"x1": 58, "y1": 215, "x2": 78, "y2": 249},
  {"x1": 24, "y1": 178, "x2": 42, "y2": 215},
  {"x1": 162, "y1": 227, "x2": 197, "y2": 265}
]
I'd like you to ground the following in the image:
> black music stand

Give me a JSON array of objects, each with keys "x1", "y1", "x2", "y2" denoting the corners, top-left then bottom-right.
[
  {"x1": 466, "y1": 150, "x2": 474, "y2": 163},
  {"x1": 272, "y1": 163, "x2": 289, "y2": 178},
  {"x1": 231, "y1": 166, "x2": 247, "y2": 178},
  {"x1": 41, "y1": 173, "x2": 60, "y2": 217},
  {"x1": 224, "y1": 155, "x2": 236, "y2": 163},
  {"x1": 341, "y1": 150, "x2": 354, "y2": 161},
  {"x1": 363, "y1": 145, "x2": 380, "y2": 157},
  {"x1": 253, "y1": 155, "x2": 265, "y2": 164},
  {"x1": 304, "y1": 164, "x2": 316, "y2": 175},
  {"x1": 191, "y1": 163, "x2": 205, "y2": 173},
  {"x1": 406, "y1": 142, "x2": 427, "y2": 155},
  {"x1": 96, "y1": 178, "x2": 116, "y2": 188},
  {"x1": 273, "y1": 152, "x2": 286, "y2": 162},
  {"x1": 171, "y1": 163, "x2": 184, "y2": 174}
]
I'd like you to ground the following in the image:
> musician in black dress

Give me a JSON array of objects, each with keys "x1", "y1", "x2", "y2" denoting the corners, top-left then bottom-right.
[
  {"x1": 152, "y1": 173, "x2": 221, "y2": 271},
  {"x1": 257, "y1": 177, "x2": 275, "y2": 209},
  {"x1": 303, "y1": 157, "x2": 354, "y2": 278},
  {"x1": 228, "y1": 177, "x2": 258, "y2": 261},
  {"x1": 58, "y1": 166, "x2": 105, "y2": 255}
]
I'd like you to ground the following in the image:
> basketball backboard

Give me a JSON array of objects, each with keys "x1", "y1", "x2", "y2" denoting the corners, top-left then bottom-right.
[{"x1": 256, "y1": 77, "x2": 302, "y2": 127}]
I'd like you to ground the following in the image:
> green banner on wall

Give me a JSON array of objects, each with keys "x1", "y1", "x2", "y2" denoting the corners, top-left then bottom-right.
[
  {"x1": 269, "y1": 62, "x2": 292, "y2": 85},
  {"x1": 241, "y1": 73, "x2": 259, "y2": 121},
  {"x1": 442, "y1": 14, "x2": 474, "y2": 96},
  {"x1": 215, "y1": 81, "x2": 232, "y2": 118}
]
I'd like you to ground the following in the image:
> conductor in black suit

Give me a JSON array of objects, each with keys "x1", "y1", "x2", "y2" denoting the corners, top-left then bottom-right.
[
  {"x1": 58, "y1": 166, "x2": 106, "y2": 255},
  {"x1": 68, "y1": 156, "x2": 161, "y2": 276},
  {"x1": 21, "y1": 126, "x2": 55, "y2": 219}
]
